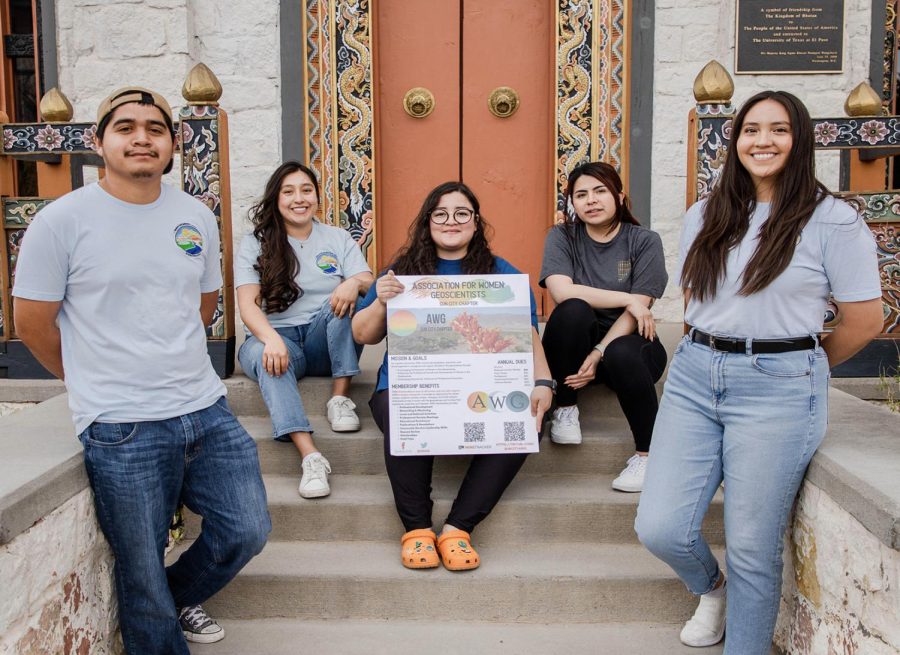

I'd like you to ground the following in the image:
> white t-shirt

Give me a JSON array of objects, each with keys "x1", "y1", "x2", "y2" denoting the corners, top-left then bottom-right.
[
  {"x1": 12, "y1": 183, "x2": 226, "y2": 435},
  {"x1": 677, "y1": 196, "x2": 881, "y2": 338},
  {"x1": 234, "y1": 220, "x2": 371, "y2": 328}
]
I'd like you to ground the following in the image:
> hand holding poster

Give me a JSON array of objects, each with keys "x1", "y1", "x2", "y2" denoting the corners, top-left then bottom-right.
[{"x1": 386, "y1": 274, "x2": 538, "y2": 456}]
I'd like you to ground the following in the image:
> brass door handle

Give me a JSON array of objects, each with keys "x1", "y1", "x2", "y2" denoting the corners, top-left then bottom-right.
[
  {"x1": 403, "y1": 87, "x2": 435, "y2": 118},
  {"x1": 488, "y1": 87, "x2": 519, "y2": 118}
]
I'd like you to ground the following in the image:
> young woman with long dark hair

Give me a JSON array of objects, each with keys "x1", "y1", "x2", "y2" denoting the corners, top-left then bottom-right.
[
  {"x1": 236, "y1": 162, "x2": 373, "y2": 499},
  {"x1": 352, "y1": 181, "x2": 554, "y2": 571},
  {"x1": 540, "y1": 162, "x2": 668, "y2": 492},
  {"x1": 635, "y1": 91, "x2": 883, "y2": 653}
]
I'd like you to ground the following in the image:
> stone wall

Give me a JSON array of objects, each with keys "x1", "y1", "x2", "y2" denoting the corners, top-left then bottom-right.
[
  {"x1": 774, "y1": 481, "x2": 900, "y2": 655},
  {"x1": 54, "y1": 0, "x2": 283, "y2": 261},
  {"x1": 650, "y1": 0, "x2": 872, "y2": 321},
  {"x1": 0, "y1": 488, "x2": 119, "y2": 655}
]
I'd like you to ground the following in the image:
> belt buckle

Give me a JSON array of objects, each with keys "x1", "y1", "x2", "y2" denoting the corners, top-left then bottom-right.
[{"x1": 709, "y1": 335, "x2": 726, "y2": 351}]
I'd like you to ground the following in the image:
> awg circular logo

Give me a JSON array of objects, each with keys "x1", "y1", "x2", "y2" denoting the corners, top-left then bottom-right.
[
  {"x1": 467, "y1": 390, "x2": 529, "y2": 413},
  {"x1": 174, "y1": 223, "x2": 203, "y2": 257}
]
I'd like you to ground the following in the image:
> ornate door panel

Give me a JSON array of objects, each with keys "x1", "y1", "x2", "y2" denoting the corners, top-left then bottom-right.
[
  {"x1": 303, "y1": 0, "x2": 631, "y2": 314},
  {"x1": 375, "y1": 0, "x2": 552, "y2": 308}
]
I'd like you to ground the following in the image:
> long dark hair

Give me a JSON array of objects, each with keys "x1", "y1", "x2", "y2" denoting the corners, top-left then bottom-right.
[
  {"x1": 681, "y1": 90, "x2": 829, "y2": 301},
  {"x1": 249, "y1": 161, "x2": 320, "y2": 314},
  {"x1": 390, "y1": 181, "x2": 496, "y2": 275}
]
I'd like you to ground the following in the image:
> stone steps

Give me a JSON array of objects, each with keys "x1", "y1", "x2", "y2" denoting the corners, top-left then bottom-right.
[
  {"x1": 183, "y1": 473, "x2": 725, "y2": 545},
  {"x1": 175, "y1": 540, "x2": 722, "y2": 624},
  {"x1": 241, "y1": 414, "x2": 647, "y2": 476},
  {"x1": 187, "y1": 618, "x2": 724, "y2": 654}
]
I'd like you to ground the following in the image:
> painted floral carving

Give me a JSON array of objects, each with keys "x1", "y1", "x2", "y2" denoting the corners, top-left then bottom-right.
[
  {"x1": 34, "y1": 125, "x2": 65, "y2": 151},
  {"x1": 859, "y1": 120, "x2": 889, "y2": 145},
  {"x1": 3, "y1": 128, "x2": 15, "y2": 150},
  {"x1": 814, "y1": 122, "x2": 839, "y2": 146}
]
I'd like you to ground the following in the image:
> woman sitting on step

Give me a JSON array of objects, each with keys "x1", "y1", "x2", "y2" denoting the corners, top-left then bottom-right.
[
  {"x1": 539, "y1": 161, "x2": 668, "y2": 493},
  {"x1": 352, "y1": 181, "x2": 554, "y2": 571},
  {"x1": 236, "y1": 161, "x2": 373, "y2": 499},
  {"x1": 635, "y1": 90, "x2": 883, "y2": 653}
]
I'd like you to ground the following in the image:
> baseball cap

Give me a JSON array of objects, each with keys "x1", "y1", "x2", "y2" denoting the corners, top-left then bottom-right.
[{"x1": 96, "y1": 87, "x2": 174, "y2": 133}]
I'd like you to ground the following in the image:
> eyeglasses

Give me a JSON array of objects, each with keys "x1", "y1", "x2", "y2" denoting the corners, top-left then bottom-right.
[{"x1": 430, "y1": 208, "x2": 475, "y2": 224}]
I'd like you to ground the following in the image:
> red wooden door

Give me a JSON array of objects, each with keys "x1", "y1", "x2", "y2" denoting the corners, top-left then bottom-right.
[{"x1": 375, "y1": 0, "x2": 553, "y2": 311}]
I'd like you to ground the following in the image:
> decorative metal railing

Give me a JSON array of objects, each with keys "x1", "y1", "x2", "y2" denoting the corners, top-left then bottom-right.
[
  {"x1": 686, "y1": 61, "x2": 900, "y2": 376},
  {"x1": 0, "y1": 64, "x2": 235, "y2": 378}
]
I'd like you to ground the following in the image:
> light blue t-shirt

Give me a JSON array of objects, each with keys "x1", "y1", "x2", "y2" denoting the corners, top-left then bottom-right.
[
  {"x1": 12, "y1": 183, "x2": 226, "y2": 435},
  {"x1": 677, "y1": 196, "x2": 881, "y2": 338},
  {"x1": 234, "y1": 221, "x2": 371, "y2": 328}
]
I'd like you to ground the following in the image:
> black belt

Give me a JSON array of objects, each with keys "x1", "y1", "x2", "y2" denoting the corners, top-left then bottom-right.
[{"x1": 690, "y1": 329, "x2": 816, "y2": 354}]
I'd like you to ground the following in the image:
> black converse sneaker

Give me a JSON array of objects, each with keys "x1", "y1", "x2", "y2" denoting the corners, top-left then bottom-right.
[{"x1": 178, "y1": 604, "x2": 225, "y2": 643}]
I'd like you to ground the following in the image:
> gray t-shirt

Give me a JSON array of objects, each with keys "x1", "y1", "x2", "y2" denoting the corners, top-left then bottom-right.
[
  {"x1": 677, "y1": 197, "x2": 881, "y2": 338},
  {"x1": 234, "y1": 220, "x2": 371, "y2": 328},
  {"x1": 12, "y1": 183, "x2": 226, "y2": 435},
  {"x1": 540, "y1": 222, "x2": 668, "y2": 330}
]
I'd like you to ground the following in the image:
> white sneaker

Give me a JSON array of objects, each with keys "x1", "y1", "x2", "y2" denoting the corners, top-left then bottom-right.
[
  {"x1": 611, "y1": 454, "x2": 647, "y2": 492},
  {"x1": 680, "y1": 586, "x2": 726, "y2": 647},
  {"x1": 550, "y1": 405, "x2": 582, "y2": 444},
  {"x1": 299, "y1": 452, "x2": 332, "y2": 498},
  {"x1": 327, "y1": 395, "x2": 360, "y2": 432},
  {"x1": 178, "y1": 604, "x2": 225, "y2": 644}
]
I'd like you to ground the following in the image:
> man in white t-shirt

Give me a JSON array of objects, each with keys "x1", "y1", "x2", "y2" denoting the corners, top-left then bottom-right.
[{"x1": 12, "y1": 87, "x2": 270, "y2": 654}]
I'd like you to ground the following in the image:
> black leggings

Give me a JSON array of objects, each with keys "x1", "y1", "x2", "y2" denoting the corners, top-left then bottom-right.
[
  {"x1": 541, "y1": 298, "x2": 667, "y2": 452},
  {"x1": 370, "y1": 389, "x2": 531, "y2": 534}
]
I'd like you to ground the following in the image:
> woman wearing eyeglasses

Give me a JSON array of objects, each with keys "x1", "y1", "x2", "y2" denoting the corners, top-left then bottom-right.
[{"x1": 352, "y1": 181, "x2": 554, "y2": 571}]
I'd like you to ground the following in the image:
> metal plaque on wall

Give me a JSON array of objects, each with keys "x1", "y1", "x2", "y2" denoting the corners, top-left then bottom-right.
[{"x1": 735, "y1": 0, "x2": 844, "y2": 74}]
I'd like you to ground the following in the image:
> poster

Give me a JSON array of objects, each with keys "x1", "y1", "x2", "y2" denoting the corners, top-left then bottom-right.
[{"x1": 386, "y1": 274, "x2": 538, "y2": 456}]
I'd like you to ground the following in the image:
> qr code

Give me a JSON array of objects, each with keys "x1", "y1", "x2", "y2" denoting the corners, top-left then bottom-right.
[
  {"x1": 463, "y1": 422, "x2": 486, "y2": 442},
  {"x1": 503, "y1": 421, "x2": 526, "y2": 442}
]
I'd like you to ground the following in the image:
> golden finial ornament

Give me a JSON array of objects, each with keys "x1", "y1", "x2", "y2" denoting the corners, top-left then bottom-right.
[
  {"x1": 182, "y1": 63, "x2": 223, "y2": 105},
  {"x1": 693, "y1": 61, "x2": 734, "y2": 104},
  {"x1": 39, "y1": 88, "x2": 74, "y2": 122},
  {"x1": 844, "y1": 82, "x2": 882, "y2": 117}
]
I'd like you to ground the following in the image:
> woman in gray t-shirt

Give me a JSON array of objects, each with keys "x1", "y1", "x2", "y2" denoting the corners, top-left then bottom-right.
[
  {"x1": 540, "y1": 162, "x2": 668, "y2": 492},
  {"x1": 635, "y1": 91, "x2": 883, "y2": 654}
]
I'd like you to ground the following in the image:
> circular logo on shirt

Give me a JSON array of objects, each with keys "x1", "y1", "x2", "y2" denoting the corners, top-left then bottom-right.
[
  {"x1": 174, "y1": 223, "x2": 204, "y2": 256},
  {"x1": 316, "y1": 251, "x2": 339, "y2": 274}
]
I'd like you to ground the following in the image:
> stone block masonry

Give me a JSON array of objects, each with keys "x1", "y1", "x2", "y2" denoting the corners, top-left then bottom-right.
[
  {"x1": 775, "y1": 481, "x2": 900, "y2": 655},
  {"x1": 0, "y1": 489, "x2": 120, "y2": 654}
]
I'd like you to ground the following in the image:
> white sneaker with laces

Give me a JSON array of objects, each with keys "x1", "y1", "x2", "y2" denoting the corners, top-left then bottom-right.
[
  {"x1": 611, "y1": 454, "x2": 648, "y2": 492},
  {"x1": 550, "y1": 405, "x2": 582, "y2": 444},
  {"x1": 327, "y1": 395, "x2": 360, "y2": 432},
  {"x1": 178, "y1": 604, "x2": 225, "y2": 644},
  {"x1": 680, "y1": 586, "x2": 727, "y2": 647},
  {"x1": 299, "y1": 452, "x2": 332, "y2": 498}
]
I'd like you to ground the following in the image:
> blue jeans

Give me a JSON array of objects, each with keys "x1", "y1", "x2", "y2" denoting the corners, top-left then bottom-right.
[
  {"x1": 635, "y1": 334, "x2": 829, "y2": 655},
  {"x1": 79, "y1": 397, "x2": 271, "y2": 655},
  {"x1": 238, "y1": 300, "x2": 362, "y2": 440}
]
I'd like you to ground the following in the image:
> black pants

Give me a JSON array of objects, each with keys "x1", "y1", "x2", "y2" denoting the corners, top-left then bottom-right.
[
  {"x1": 541, "y1": 298, "x2": 667, "y2": 452},
  {"x1": 370, "y1": 389, "x2": 532, "y2": 534}
]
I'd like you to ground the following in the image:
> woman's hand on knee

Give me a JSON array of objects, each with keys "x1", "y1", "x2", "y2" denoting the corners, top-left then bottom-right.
[
  {"x1": 330, "y1": 279, "x2": 362, "y2": 318},
  {"x1": 262, "y1": 335, "x2": 290, "y2": 377},
  {"x1": 375, "y1": 270, "x2": 405, "y2": 306},
  {"x1": 625, "y1": 298, "x2": 656, "y2": 341},
  {"x1": 565, "y1": 350, "x2": 602, "y2": 389}
]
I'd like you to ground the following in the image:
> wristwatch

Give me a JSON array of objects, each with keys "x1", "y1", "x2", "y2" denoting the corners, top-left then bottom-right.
[{"x1": 534, "y1": 379, "x2": 557, "y2": 394}]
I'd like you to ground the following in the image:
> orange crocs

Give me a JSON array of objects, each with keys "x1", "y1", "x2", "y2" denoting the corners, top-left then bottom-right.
[
  {"x1": 400, "y1": 529, "x2": 439, "y2": 569},
  {"x1": 436, "y1": 529, "x2": 480, "y2": 571}
]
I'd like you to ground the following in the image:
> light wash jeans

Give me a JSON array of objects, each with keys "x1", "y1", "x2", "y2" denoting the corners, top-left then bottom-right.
[
  {"x1": 238, "y1": 300, "x2": 362, "y2": 440},
  {"x1": 635, "y1": 333, "x2": 829, "y2": 655},
  {"x1": 79, "y1": 396, "x2": 271, "y2": 655}
]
